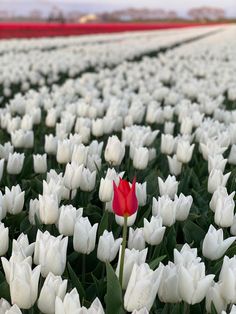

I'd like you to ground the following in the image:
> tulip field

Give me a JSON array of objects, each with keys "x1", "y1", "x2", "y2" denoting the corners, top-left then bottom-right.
[{"x1": 1, "y1": 24, "x2": 236, "y2": 313}]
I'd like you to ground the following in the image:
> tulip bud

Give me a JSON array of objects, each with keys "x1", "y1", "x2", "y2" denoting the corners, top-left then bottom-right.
[
  {"x1": 73, "y1": 217, "x2": 98, "y2": 255},
  {"x1": 63, "y1": 162, "x2": 83, "y2": 190},
  {"x1": 207, "y1": 169, "x2": 230, "y2": 194},
  {"x1": 80, "y1": 167, "x2": 96, "y2": 192},
  {"x1": 202, "y1": 225, "x2": 236, "y2": 260},
  {"x1": 167, "y1": 154, "x2": 182, "y2": 176},
  {"x1": 45, "y1": 134, "x2": 58, "y2": 155},
  {"x1": 39, "y1": 194, "x2": 59, "y2": 225},
  {"x1": 164, "y1": 121, "x2": 175, "y2": 135},
  {"x1": 176, "y1": 140, "x2": 195, "y2": 164},
  {"x1": 135, "y1": 182, "x2": 147, "y2": 206},
  {"x1": 0, "y1": 142, "x2": 14, "y2": 160},
  {"x1": 208, "y1": 154, "x2": 227, "y2": 173},
  {"x1": 104, "y1": 135, "x2": 125, "y2": 166},
  {"x1": 161, "y1": 134, "x2": 175, "y2": 155},
  {"x1": 158, "y1": 262, "x2": 182, "y2": 303},
  {"x1": 5, "y1": 260, "x2": 40, "y2": 309},
  {"x1": 56, "y1": 139, "x2": 72, "y2": 164},
  {"x1": 7, "y1": 153, "x2": 24, "y2": 175},
  {"x1": 174, "y1": 193, "x2": 193, "y2": 221},
  {"x1": 180, "y1": 117, "x2": 193, "y2": 135},
  {"x1": 34, "y1": 230, "x2": 68, "y2": 277},
  {"x1": 0, "y1": 222, "x2": 9, "y2": 256},
  {"x1": 28, "y1": 199, "x2": 40, "y2": 225},
  {"x1": 128, "y1": 227, "x2": 145, "y2": 251},
  {"x1": 214, "y1": 192, "x2": 235, "y2": 227},
  {"x1": 55, "y1": 288, "x2": 81, "y2": 314},
  {"x1": 143, "y1": 216, "x2": 166, "y2": 246},
  {"x1": 152, "y1": 196, "x2": 176, "y2": 227},
  {"x1": 33, "y1": 154, "x2": 47, "y2": 174},
  {"x1": 133, "y1": 147, "x2": 149, "y2": 170},
  {"x1": 2, "y1": 185, "x2": 25, "y2": 215},
  {"x1": 116, "y1": 248, "x2": 148, "y2": 289},
  {"x1": 37, "y1": 272, "x2": 67, "y2": 314},
  {"x1": 57, "y1": 205, "x2": 83, "y2": 236},
  {"x1": 113, "y1": 178, "x2": 138, "y2": 217},
  {"x1": 12, "y1": 233, "x2": 35, "y2": 258},
  {"x1": 158, "y1": 175, "x2": 178, "y2": 199},
  {"x1": 124, "y1": 263, "x2": 163, "y2": 312},
  {"x1": 205, "y1": 282, "x2": 227, "y2": 314},
  {"x1": 179, "y1": 263, "x2": 214, "y2": 304},
  {"x1": 97, "y1": 230, "x2": 122, "y2": 263},
  {"x1": 219, "y1": 256, "x2": 236, "y2": 303}
]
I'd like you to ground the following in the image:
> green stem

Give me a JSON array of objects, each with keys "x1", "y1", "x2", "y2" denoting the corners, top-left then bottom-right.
[{"x1": 119, "y1": 215, "x2": 128, "y2": 288}]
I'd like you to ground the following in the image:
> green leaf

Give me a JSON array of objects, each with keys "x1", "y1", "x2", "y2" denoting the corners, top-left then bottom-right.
[
  {"x1": 149, "y1": 255, "x2": 166, "y2": 270},
  {"x1": 0, "y1": 281, "x2": 10, "y2": 301},
  {"x1": 98, "y1": 210, "x2": 109, "y2": 237},
  {"x1": 210, "y1": 302, "x2": 218, "y2": 314},
  {"x1": 183, "y1": 220, "x2": 206, "y2": 246},
  {"x1": 67, "y1": 262, "x2": 86, "y2": 302},
  {"x1": 105, "y1": 262, "x2": 124, "y2": 314}
]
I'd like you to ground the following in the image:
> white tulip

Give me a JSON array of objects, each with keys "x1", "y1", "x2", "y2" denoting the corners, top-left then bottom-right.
[
  {"x1": 176, "y1": 140, "x2": 195, "y2": 164},
  {"x1": 158, "y1": 175, "x2": 178, "y2": 199},
  {"x1": 63, "y1": 162, "x2": 83, "y2": 190},
  {"x1": 208, "y1": 154, "x2": 227, "y2": 173},
  {"x1": 167, "y1": 154, "x2": 182, "y2": 176},
  {"x1": 133, "y1": 147, "x2": 149, "y2": 170},
  {"x1": 7, "y1": 261, "x2": 40, "y2": 309},
  {"x1": 143, "y1": 216, "x2": 166, "y2": 246},
  {"x1": 202, "y1": 225, "x2": 235, "y2": 260},
  {"x1": 34, "y1": 230, "x2": 68, "y2": 277},
  {"x1": 104, "y1": 135, "x2": 125, "y2": 166},
  {"x1": 33, "y1": 154, "x2": 47, "y2": 173},
  {"x1": 55, "y1": 288, "x2": 81, "y2": 314},
  {"x1": 7, "y1": 153, "x2": 24, "y2": 175},
  {"x1": 161, "y1": 134, "x2": 175, "y2": 155},
  {"x1": 179, "y1": 263, "x2": 214, "y2": 304},
  {"x1": 73, "y1": 217, "x2": 98, "y2": 255},
  {"x1": 124, "y1": 263, "x2": 163, "y2": 312},
  {"x1": 205, "y1": 282, "x2": 227, "y2": 314},
  {"x1": 174, "y1": 193, "x2": 193, "y2": 221},
  {"x1": 158, "y1": 262, "x2": 182, "y2": 303},
  {"x1": 128, "y1": 227, "x2": 146, "y2": 251},
  {"x1": 207, "y1": 169, "x2": 230, "y2": 194},
  {"x1": 214, "y1": 193, "x2": 235, "y2": 227},
  {"x1": 79, "y1": 167, "x2": 96, "y2": 192},
  {"x1": 2, "y1": 185, "x2": 25, "y2": 215},
  {"x1": 152, "y1": 196, "x2": 176, "y2": 227},
  {"x1": 97, "y1": 230, "x2": 122, "y2": 263},
  {"x1": 219, "y1": 256, "x2": 236, "y2": 303},
  {"x1": 57, "y1": 205, "x2": 83, "y2": 236},
  {"x1": 116, "y1": 248, "x2": 148, "y2": 289},
  {"x1": 39, "y1": 194, "x2": 59, "y2": 225},
  {"x1": 37, "y1": 272, "x2": 67, "y2": 314}
]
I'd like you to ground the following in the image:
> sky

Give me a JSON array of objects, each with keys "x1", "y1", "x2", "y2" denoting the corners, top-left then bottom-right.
[{"x1": 0, "y1": 0, "x2": 236, "y2": 17}]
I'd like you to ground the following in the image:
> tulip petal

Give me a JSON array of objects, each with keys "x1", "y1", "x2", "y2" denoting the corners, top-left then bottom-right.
[
  {"x1": 126, "y1": 179, "x2": 138, "y2": 216},
  {"x1": 112, "y1": 181, "x2": 126, "y2": 216}
]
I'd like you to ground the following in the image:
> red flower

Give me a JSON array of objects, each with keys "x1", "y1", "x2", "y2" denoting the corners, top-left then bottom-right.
[{"x1": 112, "y1": 178, "x2": 138, "y2": 217}]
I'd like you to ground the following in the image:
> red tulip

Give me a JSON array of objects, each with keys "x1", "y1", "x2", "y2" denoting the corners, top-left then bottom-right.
[{"x1": 112, "y1": 178, "x2": 138, "y2": 217}]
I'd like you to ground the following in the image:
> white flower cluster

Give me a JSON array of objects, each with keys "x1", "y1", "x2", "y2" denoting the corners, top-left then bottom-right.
[{"x1": 0, "y1": 24, "x2": 236, "y2": 313}]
